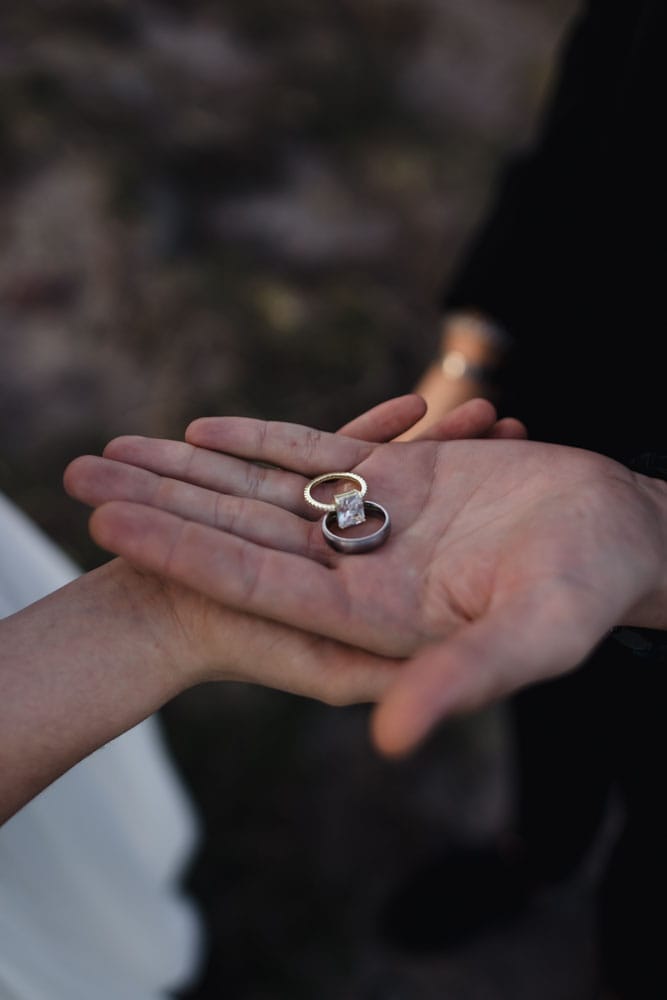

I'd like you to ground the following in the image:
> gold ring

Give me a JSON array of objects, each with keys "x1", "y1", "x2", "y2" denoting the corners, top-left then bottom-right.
[{"x1": 304, "y1": 471, "x2": 368, "y2": 527}]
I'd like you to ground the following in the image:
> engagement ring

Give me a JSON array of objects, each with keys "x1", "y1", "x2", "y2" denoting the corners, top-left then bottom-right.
[
  {"x1": 304, "y1": 471, "x2": 368, "y2": 528},
  {"x1": 304, "y1": 472, "x2": 391, "y2": 553}
]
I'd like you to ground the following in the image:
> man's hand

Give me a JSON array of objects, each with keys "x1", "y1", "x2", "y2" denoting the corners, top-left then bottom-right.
[{"x1": 65, "y1": 402, "x2": 667, "y2": 757}]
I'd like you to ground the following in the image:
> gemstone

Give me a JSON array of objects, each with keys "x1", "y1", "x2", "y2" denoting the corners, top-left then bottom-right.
[{"x1": 334, "y1": 489, "x2": 366, "y2": 529}]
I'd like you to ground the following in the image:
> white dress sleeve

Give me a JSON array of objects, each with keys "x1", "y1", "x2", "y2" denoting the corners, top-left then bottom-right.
[{"x1": 0, "y1": 493, "x2": 204, "y2": 1000}]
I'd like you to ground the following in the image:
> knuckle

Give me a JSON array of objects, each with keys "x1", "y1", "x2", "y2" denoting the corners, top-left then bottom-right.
[
  {"x1": 245, "y1": 462, "x2": 267, "y2": 500},
  {"x1": 255, "y1": 420, "x2": 269, "y2": 455},
  {"x1": 219, "y1": 494, "x2": 243, "y2": 534},
  {"x1": 303, "y1": 427, "x2": 321, "y2": 465},
  {"x1": 154, "y1": 477, "x2": 178, "y2": 508}
]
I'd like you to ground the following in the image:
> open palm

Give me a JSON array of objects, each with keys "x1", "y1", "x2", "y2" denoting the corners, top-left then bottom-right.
[{"x1": 65, "y1": 408, "x2": 664, "y2": 752}]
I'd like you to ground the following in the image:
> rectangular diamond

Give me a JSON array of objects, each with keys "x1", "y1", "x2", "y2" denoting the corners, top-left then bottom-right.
[{"x1": 334, "y1": 489, "x2": 366, "y2": 529}]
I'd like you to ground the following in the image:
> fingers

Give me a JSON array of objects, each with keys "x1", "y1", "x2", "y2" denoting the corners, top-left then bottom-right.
[
  {"x1": 185, "y1": 416, "x2": 373, "y2": 474},
  {"x1": 65, "y1": 455, "x2": 319, "y2": 559},
  {"x1": 337, "y1": 394, "x2": 427, "y2": 442},
  {"x1": 488, "y1": 416, "x2": 528, "y2": 440},
  {"x1": 407, "y1": 397, "x2": 498, "y2": 442},
  {"x1": 406, "y1": 398, "x2": 528, "y2": 443},
  {"x1": 371, "y1": 583, "x2": 608, "y2": 757},
  {"x1": 82, "y1": 398, "x2": 426, "y2": 526},
  {"x1": 310, "y1": 649, "x2": 401, "y2": 706},
  {"x1": 230, "y1": 621, "x2": 402, "y2": 706},
  {"x1": 89, "y1": 502, "x2": 366, "y2": 646},
  {"x1": 97, "y1": 436, "x2": 312, "y2": 516}
]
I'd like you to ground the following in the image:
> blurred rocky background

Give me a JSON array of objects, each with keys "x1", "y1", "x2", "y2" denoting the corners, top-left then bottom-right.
[{"x1": 1, "y1": 3, "x2": 589, "y2": 998}]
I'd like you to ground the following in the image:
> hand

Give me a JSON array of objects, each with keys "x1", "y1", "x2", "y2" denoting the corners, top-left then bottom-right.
[
  {"x1": 396, "y1": 311, "x2": 511, "y2": 441},
  {"x1": 65, "y1": 399, "x2": 667, "y2": 756},
  {"x1": 1, "y1": 395, "x2": 524, "y2": 820},
  {"x1": 65, "y1": 395, "x2": 516, "y2": 708},
  {"x1": 393, "y1": 360, "x2": 481, "y2": 441}
]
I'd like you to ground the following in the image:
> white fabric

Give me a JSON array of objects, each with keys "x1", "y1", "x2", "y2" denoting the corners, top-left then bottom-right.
[{"x1": 0, "y1": 492, "x2": 203, "y2": 999}]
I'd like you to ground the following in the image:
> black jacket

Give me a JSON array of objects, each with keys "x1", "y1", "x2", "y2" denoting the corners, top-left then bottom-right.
[{"x1": 442, "y1": 0, "x2": 666, "y2": 460}]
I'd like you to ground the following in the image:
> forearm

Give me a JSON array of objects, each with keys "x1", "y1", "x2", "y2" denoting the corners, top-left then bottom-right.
[{"x1": 0, "y1": 558, "x2": 190, "y2": 823}]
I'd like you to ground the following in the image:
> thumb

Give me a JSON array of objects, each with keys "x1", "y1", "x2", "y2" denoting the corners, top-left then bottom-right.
[{"x1": 371, "y1": 586, "x2": 610, "y2": 757}]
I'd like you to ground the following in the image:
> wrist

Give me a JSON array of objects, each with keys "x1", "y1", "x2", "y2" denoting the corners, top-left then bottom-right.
[
  {"x1": 0, "y1": 559, "x2": 194, "y2": 819},
  {"x1": 611, "y1": 457, "x2": 667, "y2": 646},
  {"x1": 628, "y1": 471, "x2": 667, "y2": 630},
  {"x1": 437, "y1": 310, "x2": 512, "y2": 390},
  {"x1": 100, "y1": 557, "x2": 208, "y2": 690}
]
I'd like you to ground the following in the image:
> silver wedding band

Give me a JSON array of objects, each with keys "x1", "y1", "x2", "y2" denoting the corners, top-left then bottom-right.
[{"x1": 321, "y1": 500, "x2": 391, "y2": 554}]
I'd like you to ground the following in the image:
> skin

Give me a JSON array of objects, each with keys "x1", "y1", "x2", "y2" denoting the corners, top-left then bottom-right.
[
  {"x1": 395, "y1": 309, "x2": 506, "y2": 442},
  {"x1": 1, "y1": 395, "x2": 511, "y2": 822},
  {"x1": 65, "y1": 401, "x2": 667, "y2": 760}
]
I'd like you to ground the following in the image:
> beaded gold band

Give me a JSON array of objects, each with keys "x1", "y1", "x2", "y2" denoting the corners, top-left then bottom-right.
[{"x1": 303, "y1": 472, "x2": 368, "y2": 513}]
